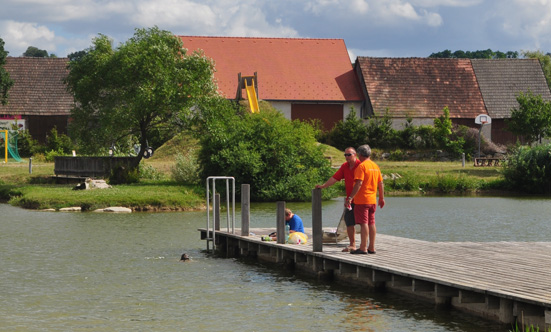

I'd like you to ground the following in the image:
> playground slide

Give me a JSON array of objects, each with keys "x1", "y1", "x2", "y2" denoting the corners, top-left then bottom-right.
[
  {"x1": 8, "y1": 143, "x2": 23, "y2": 162},
  {"x1": 244, "y1": 80, "x2": 260, "y2": 113}
]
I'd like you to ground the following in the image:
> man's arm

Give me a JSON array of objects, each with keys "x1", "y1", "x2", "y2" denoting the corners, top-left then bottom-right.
[
  {"x1": 316, "y1": 177, "x2": 337, "y2": 189},
  {"x1": 378, "y1": 181, "x2": 385, "y2": 208},
  {"x1": 346, "y1": 179, "x2": 362, "y2": 208}
]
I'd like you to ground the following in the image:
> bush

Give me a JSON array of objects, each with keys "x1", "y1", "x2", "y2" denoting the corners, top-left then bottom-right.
[
  {"x1": 13, "y1": 129, "x2": 39, "y2": 158},
  {"x1": 44, "y1": 149, "x2": 66, "y2": 162},
  {"x1": 171, "y1": 151, "x2": 199, "y2": 184},
  {"x1": 44, "y1": 127, "x2": 74, "y2": 154},
  {"x1": 366, "y1": 109, "x2": 396, "y2": 148},
  {"x1": 195, "y1": 98, "x2": 334, "y2": 201},
  {"x1": 502, "y1": 144, "x2": 551, "y2": 194},
  {"x1": 416, "y1": 125, "x2": 437, "y2": 149},
  {"x1": 108, "y1": 165, "x2": 140, "y2": 185},
  {"x1": 325, "y1": 108, "x2": 367, "y2": 150},
  {"x1": 140, "y1": 162, "x2": 163, "y2": 181},
  {"x1": 398, "y1": 117, "x2": 417, "y2": 149}
]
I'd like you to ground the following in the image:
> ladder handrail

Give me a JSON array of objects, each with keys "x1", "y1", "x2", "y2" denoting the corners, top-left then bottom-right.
[{"x1": 206, "y1": 176, "x2": 235, "y2": 252}]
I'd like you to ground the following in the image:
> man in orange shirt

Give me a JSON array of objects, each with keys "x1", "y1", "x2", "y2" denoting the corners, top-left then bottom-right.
[{"x1": 345, "y1": 144, "x2": 385, "y2": 255}]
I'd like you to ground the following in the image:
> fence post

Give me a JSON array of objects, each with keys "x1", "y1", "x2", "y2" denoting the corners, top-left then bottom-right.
[
  {"x1": 241, "y1": 184, "x2": 250, "y2": 236},
  {"x1": 276, "y1": 201, "x2": 286, "y2": 244},
  {"x1": 312, "y1": 188, "x2": 323, "y2": 252}
]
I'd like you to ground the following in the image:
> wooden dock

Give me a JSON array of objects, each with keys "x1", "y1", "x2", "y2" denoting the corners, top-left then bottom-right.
[{"x1": 200, "y1": 227, "x2": 551, "y2": 328}]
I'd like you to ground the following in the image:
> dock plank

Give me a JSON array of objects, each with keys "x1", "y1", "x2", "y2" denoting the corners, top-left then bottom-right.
[{"x1": 220, "y1": 228, "x2": 551, "y2": 307}]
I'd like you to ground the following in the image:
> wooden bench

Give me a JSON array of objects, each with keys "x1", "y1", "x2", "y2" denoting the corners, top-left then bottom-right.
[{"x1": 473, "y1": 158, "x2": 501, "y2": 167}]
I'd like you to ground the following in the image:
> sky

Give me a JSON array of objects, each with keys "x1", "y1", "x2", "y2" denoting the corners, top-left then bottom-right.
[{"x1": 1, "y1": 0, "x2": 551, "y2": 61}]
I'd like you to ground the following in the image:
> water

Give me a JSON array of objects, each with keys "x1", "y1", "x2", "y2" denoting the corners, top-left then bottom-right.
[{"x1": 1, "y1": 196, "x2": 549, "y2": 331}]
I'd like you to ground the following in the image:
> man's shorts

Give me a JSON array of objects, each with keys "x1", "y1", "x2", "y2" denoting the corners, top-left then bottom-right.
[
  {"x1": 354, "y1": 204, "x2": 377, "y2": 225},
  {"x1": 344, "y1": 203, "x2": 355, "y2": 227}
]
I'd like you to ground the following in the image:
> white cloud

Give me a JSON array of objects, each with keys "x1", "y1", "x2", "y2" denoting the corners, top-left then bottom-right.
[
  {"x1": 495, "y1": 0, "x2": 551, "y2": 49},
  {"x1": 351, "y1": 0, "x2": 370, "y2": 14},
  {"x1": 364, "y1": 1, "x2": 442, "y2": 27},
  {"x1": 0, "y1": 21, "x2": 56, "y2": 56},
  {"x1": 410, "y1": 0, "x2": 482, "y2": 7},
  {"x1": 132, "y1": 0, "x2": 217, "y2": 29}
]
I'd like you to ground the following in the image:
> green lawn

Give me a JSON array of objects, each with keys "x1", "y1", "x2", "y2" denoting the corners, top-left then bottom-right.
[{"x1": 1, "y1": 154, "x2": 506, "y2": 210}]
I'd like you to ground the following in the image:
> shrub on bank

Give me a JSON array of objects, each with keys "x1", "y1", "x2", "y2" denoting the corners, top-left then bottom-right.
[
  {"x1": 502, "y1": 143, "x2": 551, "y2": 194},
  {"x1": 384, "y1": 171, "x2": 482, "y2": 194},
  {"x1": 194, "y1": 99, "x2": 335, "y2": 201}
]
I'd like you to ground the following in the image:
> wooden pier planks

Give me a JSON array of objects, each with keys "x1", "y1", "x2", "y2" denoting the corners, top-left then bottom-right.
[{"x1": 220, "y1": 228, "x2": 551, "y2": 308}]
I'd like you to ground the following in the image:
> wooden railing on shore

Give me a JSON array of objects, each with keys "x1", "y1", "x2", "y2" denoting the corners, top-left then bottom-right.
[{"x1": 54, "y1": 156, "x2": 136, "y2": 178}]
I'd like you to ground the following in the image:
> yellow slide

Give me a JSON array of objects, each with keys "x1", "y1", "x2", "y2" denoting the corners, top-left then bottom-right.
[{"x1": 244, "y1": 79, "x2": 260, "y2": 113}]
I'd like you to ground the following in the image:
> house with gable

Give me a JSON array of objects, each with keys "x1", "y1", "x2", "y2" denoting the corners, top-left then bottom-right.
[
  {"x1": 470, "y1": 59, "x2": 551, "y2": 144},
  {"x1": 0, "y1": 57, "x2": 73, "y2": 143},
  {"x1": 355, "y1": 56, "x2": 488, "y2": 131},
  {"x1": 179, "y1": 36, "x2": 364, "y2": 131},
  {"x1": 354, "y1": 57, "x2": 551, "y2": 145}
]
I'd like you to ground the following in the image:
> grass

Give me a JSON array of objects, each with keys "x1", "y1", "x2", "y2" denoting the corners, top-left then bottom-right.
[
  {"x1": 1, "y1": 159, "x2": 205, "y2": 211},
  {"x1": 0, "y1": 143, "x2": 509, "y2": 210}
]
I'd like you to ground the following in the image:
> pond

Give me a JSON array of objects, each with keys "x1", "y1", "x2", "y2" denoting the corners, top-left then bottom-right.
[{"x1": 1, "y1": 196, "x2": 549, "y2": 331}]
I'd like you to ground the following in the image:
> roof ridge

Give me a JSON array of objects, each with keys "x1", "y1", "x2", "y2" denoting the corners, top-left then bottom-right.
[
  {"x1": 178, "y1": 35, "x2": 344, "y2": 42},
  {"x1": 357, "y1": 56, "x2": 468, "y2": 60}
]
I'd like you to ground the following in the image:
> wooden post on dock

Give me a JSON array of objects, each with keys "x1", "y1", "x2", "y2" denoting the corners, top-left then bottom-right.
[
  {"x1": 312, "y1": 188, "x2": 323, "y2": 252},
  {"x1": 276, "y1": 201, "x2": 286, "y2": 244},
  {"x1": 241, "y1": 184, "x2": 250, "y2": 236},
  {"x1": 214, "y1": 194, "x2": 220, "y2": 231}
]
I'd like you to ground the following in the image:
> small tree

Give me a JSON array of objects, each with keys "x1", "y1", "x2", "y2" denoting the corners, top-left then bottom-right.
[
  {"x1": 433, "y1": 106, "x2": 453, "y2": 148},
  {"x1": 0, "y1": 37, "x2": 13, "y2": 105},
  {"x1": 365, "y1": 109, "x2": 395, "y2": 148},
  {"x1": 326, "y1": 108, "x2": 367, "y2": 150},
  {"x1": 507, "y1": 91, "x2": 551, "y2": 145}
]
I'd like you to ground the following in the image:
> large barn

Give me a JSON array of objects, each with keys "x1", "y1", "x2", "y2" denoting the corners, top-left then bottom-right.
[{"x1": 180, "y1": 36, "x2": 364, "y2": 131}]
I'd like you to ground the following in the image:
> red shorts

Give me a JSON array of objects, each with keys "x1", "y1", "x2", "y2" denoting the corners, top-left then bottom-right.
[{"x1": 354, "y1": 204, "x2": 377, "y2": 225}]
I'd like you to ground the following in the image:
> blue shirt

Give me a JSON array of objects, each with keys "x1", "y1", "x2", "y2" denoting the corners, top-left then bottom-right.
[{"x1": 286, "y1": 214, "x2": 304, "y2": 233}]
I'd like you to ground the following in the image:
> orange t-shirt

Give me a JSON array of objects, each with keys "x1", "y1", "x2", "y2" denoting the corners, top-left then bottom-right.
[{"x1": 353, "y1": 159, "x2": 383, "y2": 205}]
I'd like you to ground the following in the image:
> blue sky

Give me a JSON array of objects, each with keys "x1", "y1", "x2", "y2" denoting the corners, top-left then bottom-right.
[{"x1": 1, "y1": 0, "x2": 550, "y2": 60}]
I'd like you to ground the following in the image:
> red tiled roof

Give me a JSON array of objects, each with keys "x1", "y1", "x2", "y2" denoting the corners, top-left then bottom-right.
[
  {"x1": 0, "y1": 57, "x2": 73, "y2": 116},
  {"x1": 179, "y1": 36, "x2": 363, "y2": 102},
  {"x1": 356, "y1": 57, "x2": 487, "y2": 119}
]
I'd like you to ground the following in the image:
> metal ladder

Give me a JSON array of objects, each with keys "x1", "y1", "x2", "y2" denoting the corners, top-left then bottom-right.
[{"x1": 205, "y1": 176, "x2": 235, "y2": 252}]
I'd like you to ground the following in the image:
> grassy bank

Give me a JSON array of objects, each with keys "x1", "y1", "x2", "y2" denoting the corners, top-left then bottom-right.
[
  {"x1": 0, "y1": 160, "x2": 205, "y2": 211},
  {"x1": 0, "y1": 151, "x2": 507, "y2": 211}
]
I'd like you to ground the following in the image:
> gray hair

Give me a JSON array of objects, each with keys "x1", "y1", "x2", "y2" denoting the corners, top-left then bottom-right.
[{"x1": 357, "y1": 144, "x2": 371, "y2": 158}]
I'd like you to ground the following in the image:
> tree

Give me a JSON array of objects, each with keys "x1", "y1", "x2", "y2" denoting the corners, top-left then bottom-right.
[
  {"x1": 65, "y1": 27, "x2": 216, "y2": 167},
  {"x1": 195, "y1": 98, "x2": 334, "y2": 201},
  {"x1": 507, "y1": 91, "x2": 551, "y2": 145},
  {"x1": 22, "y1": 46, "x2": 53, "y2": 57},
  {"x1": 0, "y1": 37, "x2": 14, "y2": 105},
  {"x1": 326, "y1": 108, "x2": 367, "y2": 150},
  {"x1": 429, "y1": 49, "x2": 518, "y2": 59},
  {"x1": 522, "y1": 50, "x2": 551, "y2": 89}
]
